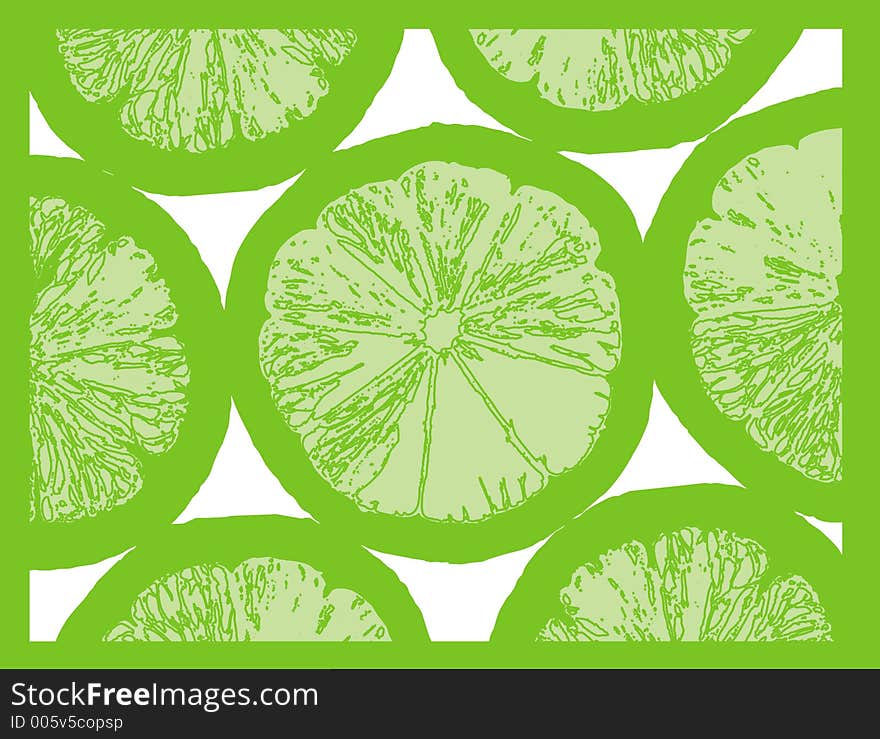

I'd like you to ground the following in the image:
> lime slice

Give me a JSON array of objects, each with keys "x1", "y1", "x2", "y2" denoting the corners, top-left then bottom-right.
[
  {"x1": 227, "y1": 126, "x2": 650, "y2": 562},
  {"x1": 26, "y1": 157, "x2": 228, "y2": 567},
  {"x1": 646, "y1": 90, "x2": 842, "y2": 518},
  {"x1": 432, "y1": 29, "x2": 798, "y2": 152},
  {"x1": 32, "y1": 28, "x2": 402, "y2": 194},
  {"x1": 60, "y1": 517, "x2": 427, "y2": 646},
  {"x1": 492, "y1": 485, "x2": 840, "y2": 647}
]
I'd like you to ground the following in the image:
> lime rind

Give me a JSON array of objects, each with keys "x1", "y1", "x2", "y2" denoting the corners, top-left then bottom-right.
[
  {"x1": 259, "y1": 160, "x2": 620, "y2": 523},
  {"x1": 106, "y1": 557, "x2": 389, "y2": 642},
  {"x1": 470, "y1": 29, "x2": 752, "y2": 112},
  {"x1": 684, "y1": 129, "x2": 841, "y2": 483},
  {"x1": 56, "y1": 29, "x2": 358, "y2": 154},
  {"x1": 541, "y1": 526, "x2": 831, "y2": 642},
  {"x1": 29, "y1": 194, "x2": 189, "y2": 523}
]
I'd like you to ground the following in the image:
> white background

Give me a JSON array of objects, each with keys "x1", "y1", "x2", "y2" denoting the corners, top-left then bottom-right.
[{"x1": 29, "y1": 29, "x2": 843, "y2": 642}]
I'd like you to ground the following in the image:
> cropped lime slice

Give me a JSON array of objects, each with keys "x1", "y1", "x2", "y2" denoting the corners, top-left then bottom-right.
[
  {"x1": 32, "y1": 28, "x2": 402, "y2": 194},
  {"x1": 26, "y1": 157, "x2": 228, "y2": 567},
  {"x1": 227, "y1": 125, "x2": 650, "y2": 562},
  {"x1": 432, "y1": 29, "x2": 799, "y2": 153},
  {"x1": 646, "y1": 90, "x2": 842, "y2": 518},
  {"x1": 60, "y1": 517, "x2": 427, "y2": 647},
  {"x1": 492, "y1": 485, "x2": 840, "y2": 650}
]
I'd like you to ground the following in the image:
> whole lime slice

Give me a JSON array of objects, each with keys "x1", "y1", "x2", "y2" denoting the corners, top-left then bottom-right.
[
  {"x1": 31, "y1": 28, "x2": 402, "y2": 194},
  {"x1": 227, "y1": 125, "x2": 651, "y2": 562},
  {"x1": 26, "y1": 157, "x2": 229, "y2": 567},
  {"x1": 646, "y1": 90, "x2": 842, "y2": 518},
  {"x1": 432, "y1": 29, "x2": 799, "y2": 153},
  {"x1": 60, "y1": 516, "x2": 427, "y2": 646},
  {"x1": 492, "y1": 485, "x2": 841, "y2": 649}
]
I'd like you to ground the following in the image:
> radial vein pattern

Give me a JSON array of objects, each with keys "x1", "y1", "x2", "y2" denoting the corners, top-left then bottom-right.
[{"x1": 260, "y1": 162, "x2": 621, "y2": 522}]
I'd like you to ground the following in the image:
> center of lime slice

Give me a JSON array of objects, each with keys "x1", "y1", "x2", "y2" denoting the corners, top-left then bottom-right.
[{"x1": 420, "y1": 309, "x2": 461, "y2": 354}]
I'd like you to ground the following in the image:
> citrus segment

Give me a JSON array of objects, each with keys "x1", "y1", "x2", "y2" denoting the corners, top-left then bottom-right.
[
  {"x1": 57, "y1": 29, "x2": 357, "y2": 154},
  {"x1": 29, "y1": 195, "x2": 188, "y2": 523},
  {"x1": 541, "y1": 526, "x2": 831, "y2": 642},
  {"x1": 458, "y1": 344, "x2": 610, "y2": 474},
  {"x1": 538, "y1": 541, "x2": 665, "y2": 641},
  {"x1": 685, "y1": 129, "x2": 841, "y2": 483},
  {"x1": 106, "y1": 557, "x2": 389, "y2": 642},
  {"x1": 260, "y1": 161, "x2": 620, "y2": 523},
  {"x1": 470, "y1": 29, "x2": 752, "y2": 112}
]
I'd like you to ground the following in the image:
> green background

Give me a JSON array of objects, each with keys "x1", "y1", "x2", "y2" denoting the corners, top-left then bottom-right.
[{"x1": 3, "y1": 6, "x2": 872, "y2": 669}]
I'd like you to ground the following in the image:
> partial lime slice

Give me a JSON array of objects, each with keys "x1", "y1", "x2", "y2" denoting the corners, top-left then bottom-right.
[
  {"x1": 227, "y1": 125, "x2": 651, "y2": 562},
  {"x1": 104, "y1": 559, "x2": 390, "y2": 642},
  {"x1": 646, "y1": 90, "x2": 842, "y2": 518},
  {"x1": 432, "y1": 29, "x2": 798, "y2": 153},
  {"x1": 471, "y1": 29, "x2": 754, "y2": 112},
  {"x1": 27, "y1": 157, "x2": 228, "y2": 567},
  {"x1": 60, "y1": 517, "x2": 427, "y2": 645},
  {"x1": 492, "y1": 485, "x2": 840, "y2": 648},
  {"x1": 32, "y1": 28, "x2": 402, "y2": 194}
]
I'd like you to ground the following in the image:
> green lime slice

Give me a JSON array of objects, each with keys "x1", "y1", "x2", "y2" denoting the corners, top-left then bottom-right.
[
  {"x1": 646, "y1": 90, "x2": 842, "y2": 518},
  {"x1": 31, "y1": 28, "x2": 402, "y2": 194},
  {"x1": 492, "y1": 485, "x2": 841, "y2": 646},
  {"x1": 60, "y1": 517, "x2": 427, "y2": 645},
  {"x1": 227, "y1": 125, "x2": 651, "y2": 562},
  {"x1": 432, "y1": 29, "x2": 799, "y2": 153},
  {"x1": 27, "y1": 157, "x2": 229, "y2": 567}
]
